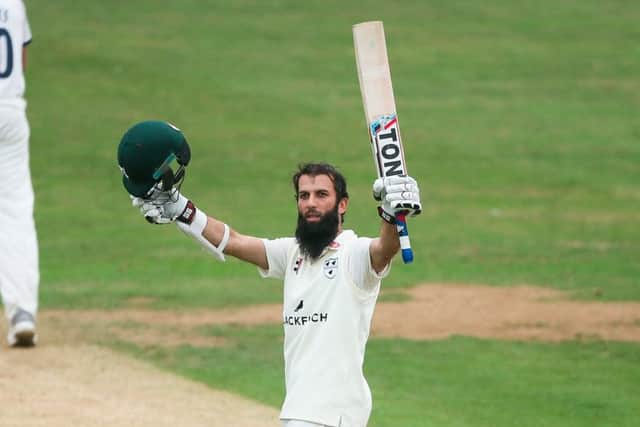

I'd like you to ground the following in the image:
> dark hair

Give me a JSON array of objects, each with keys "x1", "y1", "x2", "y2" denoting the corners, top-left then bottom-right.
[{"x1": 292, "y1": 162, "x2": 349, "y2": 221}]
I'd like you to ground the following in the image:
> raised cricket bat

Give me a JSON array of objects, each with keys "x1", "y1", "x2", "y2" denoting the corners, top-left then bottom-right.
[{"x1": 353, "y1": 21, "x2": 413, "y2": 264}]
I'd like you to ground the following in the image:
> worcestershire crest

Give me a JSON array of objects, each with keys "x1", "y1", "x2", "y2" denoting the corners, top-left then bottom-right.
[{"x1": 323, "y1": 257, "x2": 338, "y2": 279}]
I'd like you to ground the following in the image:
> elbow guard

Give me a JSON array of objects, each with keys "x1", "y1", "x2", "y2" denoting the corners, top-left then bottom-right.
[{"x1": 176, "y1": 207, "x2": 229, "y2": 261}]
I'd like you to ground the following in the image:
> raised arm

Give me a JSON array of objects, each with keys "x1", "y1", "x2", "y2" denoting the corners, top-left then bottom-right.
[
  {"x1": 202, "y1": 216, "x2": 268, "y2": 269},
  {"x1": 132, "y1": 190, "x2": 268, "y2": 269},
  {"x1": 369, "y1": 221, "x2": 401, "y2": 273}
]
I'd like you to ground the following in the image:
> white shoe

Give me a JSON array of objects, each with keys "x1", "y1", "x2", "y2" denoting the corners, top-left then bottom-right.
[{"x1": 8, "y1": 308, "x2": 37, "y2": 347}]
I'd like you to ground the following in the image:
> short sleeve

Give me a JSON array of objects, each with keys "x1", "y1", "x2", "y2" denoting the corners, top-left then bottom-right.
[
  {"x1": 258, "y1": 237, "x2": 296, "y2": 280},
  {"x1": 346, "y1": 237, "x2": 391, "y2": 292}
]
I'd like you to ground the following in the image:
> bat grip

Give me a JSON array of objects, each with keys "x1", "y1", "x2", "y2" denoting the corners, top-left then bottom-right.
[{"x1": 395, "y1": 212, "x2": 413, "y2": 264}]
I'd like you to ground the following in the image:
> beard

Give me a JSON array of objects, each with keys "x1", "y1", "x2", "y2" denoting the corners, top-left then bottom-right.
[{"x1": 295, "y1": 203, "x2": 340, "y2": 260}]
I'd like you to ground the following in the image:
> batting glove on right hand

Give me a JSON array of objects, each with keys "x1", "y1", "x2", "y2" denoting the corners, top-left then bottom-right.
[
  {"x1": 131, "y1": 188, "x2": 197, "y2": 225},
  {"x1": 372, "y1": 176, "x2": 422, "y2": 224}
]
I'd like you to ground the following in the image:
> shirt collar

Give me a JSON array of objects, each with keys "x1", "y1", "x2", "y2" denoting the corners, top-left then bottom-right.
[
  {"x1": 297, "y1": 230, "x2": 356, "y2": 261},
  {"x1": 328, "y1": 229, "x2": 355, "y2": 251}
]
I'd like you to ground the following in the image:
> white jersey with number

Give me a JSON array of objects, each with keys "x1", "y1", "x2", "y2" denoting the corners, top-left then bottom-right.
[
  {"x1": 0, "y1": 0, "x2": 31, "y2": 108},
  {"x1": 259, "y1": 230, "x2": 390, "y2": 427}
]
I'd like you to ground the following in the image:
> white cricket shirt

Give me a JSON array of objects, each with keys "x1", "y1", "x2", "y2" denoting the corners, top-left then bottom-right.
[
  {"x1": 259, "y1": 230, "x2": 390, "y2": 427},
  {"x1": 0, "y1": 0, "x2": 32, "y2": 108}
]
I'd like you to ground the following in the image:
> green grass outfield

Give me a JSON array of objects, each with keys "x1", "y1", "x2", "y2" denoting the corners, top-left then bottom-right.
[{"x1": 26, "y1": 1, "x2": 640, "y2": 426}]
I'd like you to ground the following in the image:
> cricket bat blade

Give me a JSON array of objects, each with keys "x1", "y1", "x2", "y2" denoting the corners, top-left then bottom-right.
[{"x1": 353, "y1": 21, "x2": 414, "y2": 264}]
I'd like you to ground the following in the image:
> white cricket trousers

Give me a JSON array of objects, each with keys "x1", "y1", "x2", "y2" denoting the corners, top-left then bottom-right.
[{"x1": 0, "y1": 104, "x2": 39, "y2": 321}]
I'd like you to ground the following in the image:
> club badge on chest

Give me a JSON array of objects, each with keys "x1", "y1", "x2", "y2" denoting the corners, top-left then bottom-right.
[{"x1": 323, "y1": 257, "x2": 338, "y2": 279}]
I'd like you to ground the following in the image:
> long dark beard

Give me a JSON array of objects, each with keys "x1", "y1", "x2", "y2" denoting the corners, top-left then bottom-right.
[{"x1": 295, "y1": 204, "x2": 340, "y2": 260}]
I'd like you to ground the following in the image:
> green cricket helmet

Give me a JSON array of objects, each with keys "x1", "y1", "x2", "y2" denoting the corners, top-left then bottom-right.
[{"x1": 117, "y1": 120, "x2": 191, "y2": 197}]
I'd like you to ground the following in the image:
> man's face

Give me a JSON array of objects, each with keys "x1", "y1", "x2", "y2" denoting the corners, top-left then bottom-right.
[
  {"x1": 295, "y1": 174, "x2": 348, "y2": 259},
  {"x1": 296, "y1": 174, "x2": 347, "y2": 223}
]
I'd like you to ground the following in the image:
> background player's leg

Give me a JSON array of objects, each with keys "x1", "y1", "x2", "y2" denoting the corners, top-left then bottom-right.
[{"x1": 0, "y1": 107, "x2": 39, "y2": 346}]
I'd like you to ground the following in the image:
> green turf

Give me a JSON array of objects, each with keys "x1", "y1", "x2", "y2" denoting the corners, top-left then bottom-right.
[
  {"x1": 366, "y1": 337, "x2": 640, "y2": 427},
  {"x1": 27, "y1": 0, "x2": 639, "y2": 306},
  {"x1": 23, "y1": 0, "x2": 640, "y2": 425},
  {"x1": 123, "y1": 325, "x2": 640, "y2": 427}
]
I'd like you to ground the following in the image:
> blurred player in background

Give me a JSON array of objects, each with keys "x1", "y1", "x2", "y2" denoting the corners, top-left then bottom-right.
[
  {"x1": 118, "y1": 121, "x2": 422, "y2": 426},
  {"x1": 0, "y1": 0, "x2": 38, "y2": 347}
]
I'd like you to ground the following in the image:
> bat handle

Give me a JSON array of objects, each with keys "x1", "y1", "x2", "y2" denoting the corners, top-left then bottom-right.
[{"x1": 395, "y1": 212, "x2": 413, "y2": 264}]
